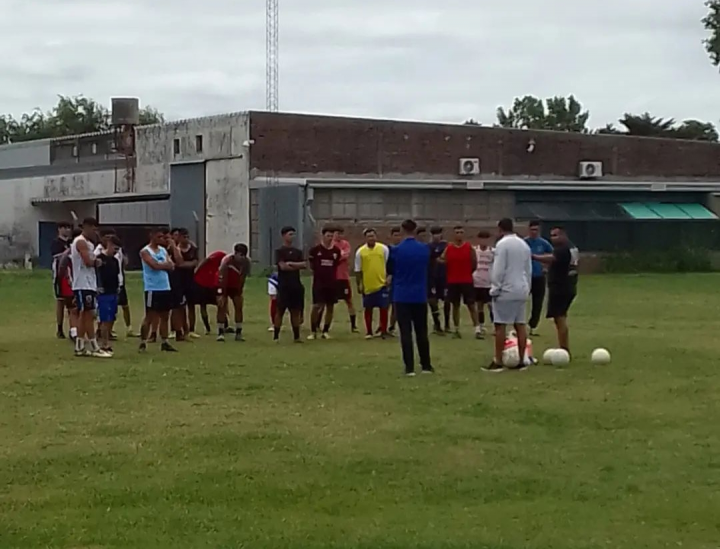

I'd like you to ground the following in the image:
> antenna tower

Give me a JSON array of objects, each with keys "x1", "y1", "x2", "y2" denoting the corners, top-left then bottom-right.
[{"x1": 266, "y1": 0, "x2": 279, "y2": 112}]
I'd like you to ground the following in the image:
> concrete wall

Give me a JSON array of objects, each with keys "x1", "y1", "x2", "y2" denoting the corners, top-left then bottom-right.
[
  {"x1": 249, "y1": 112, "x2": 720, "y2": 180},
  {"x1": 206, "y1": 157, "x2": 249, "y2": 253},
  {"x1": 0, "y1": 141, "x2": 50, "y2": 170},
  {"x1": 98, "y1": 200, "x2": 170, "y2": 225}
]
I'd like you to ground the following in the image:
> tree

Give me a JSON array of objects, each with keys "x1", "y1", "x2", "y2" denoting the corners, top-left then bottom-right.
[
  {"x1": 463, "y1": 118, "x2": 481, "y2": 126},
  {"x1": 704, "y1": 0, "x2": 720, "y2": 68},
  {"x1": 673, "y1": 120, "x2": 719, "y2": 142},
  {"x1": 597, "y1": 113, "x2": 719, "y2": 142},
  {"x1": 618, "y1": 113, "x2": 675, "y2": 137},
  {"x1": 0, "y1": 96, "x2": 165, "y2": 144},
  {"x1": 496, "y1": 95, "x2": 590, "y2": 132}
]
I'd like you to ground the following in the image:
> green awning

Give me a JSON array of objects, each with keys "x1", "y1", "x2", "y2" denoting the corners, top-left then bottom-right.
[
  {"x1": 620, "y1": 202, "x2": 717, "y2": 220},
  {"x1": 620, "y1": 203, "x2": 661, "y2": 219}
]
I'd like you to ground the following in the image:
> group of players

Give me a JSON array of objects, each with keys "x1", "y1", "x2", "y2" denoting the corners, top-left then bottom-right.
[{"x1": 51, "y1": 215, "x2": 577, "y2": 367}]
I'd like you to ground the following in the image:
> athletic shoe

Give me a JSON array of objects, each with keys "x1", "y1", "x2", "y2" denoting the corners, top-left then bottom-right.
[
  {"x1": 225, "y1": 326, "x2": 235, "y2": 334},
  {"x1": 405, "y1": 372, "x2": 416, "y2": 377},
  {"x1": 421, "y1": 367, "x2": 435, "y2": 374},
  {"x1": 293, "y1": 339, "x2": 304, "y2": 344},
  {"x1": 234, "y1": 332, "x2": 245, "y2": 342},
  {"x1": 161, "y1": 342, "x2": 178, "y2": 352},
  {"x1": 138, "y1": 342, "x2": 147, "y2": 353},
  {"x1": 56, "y1": 331, "x2": 66, "y2": 340},
  {"x1": 365, "y1": 334, "x2": 374, "y2": 340},
  {"x1": 321, "y1": 333, "x2": 331, "y2": 340},
  {"x1": 101, "y1": 347, "x2": 114, "y2": 357},
  {"x1": 91, "y1": 349, "x2": 112, "y2": 358},
  {"x1": 126, "y1": 328, "x2": 138, "y2": 338},
  {"x1": 474, "y1": 329, "x2": 484, "y2": 340},
  {"x1": 482, "y1": 362, "x2": 504, "y2": 373},
  {"x1": 452, "y1": 331, "x2": 462, "y2": 339},
  {"x1": 530, "y1": 328, "x2": 539, "y2": 337},
  {"x1": 433, "y1": 328, "x2": 445, "y2": 336},
  {"x1": 267, "y1": 326, "x2": 275, "y2": 332},
  {"x1": 507, "y1": 362, "x2": 528, "y2": 372},
  {"x1": 216, "y1": 333, "x2": 225, "y2": 342},
  {"x1": 351, "y1": 327, "x2": 359, "y2": 334},
  {"x1": 109, "y1": 332, "x2": 118, "y2": 341},
  {"x1": 168, "y1": 333, "x2": 176, "y2": 340},
  {"x1": 307, "y1": 333, "x2": 317, "y2": 341},
  {"x1": 74, "y1": 349, "x2": 87, "y2": 358},
  {"x1": 188, "y1": 332, "x2": 201, "y2": 339}
]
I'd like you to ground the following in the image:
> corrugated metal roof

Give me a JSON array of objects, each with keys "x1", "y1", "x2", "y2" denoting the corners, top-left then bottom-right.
[{"x1": 31, "y1": 191, "x2": 169, "y2": 205}]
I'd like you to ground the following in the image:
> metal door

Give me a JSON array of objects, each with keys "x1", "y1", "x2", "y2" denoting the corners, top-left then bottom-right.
[
  {"x1": 170, "y1": 162, "x2": 206, "y2": 256},
  {"x1": 38, "y1": 221, "x2": 58, "y2": 269},
  {"x1": 258, "y1": 185, "x2": 304, "y2": 267}
]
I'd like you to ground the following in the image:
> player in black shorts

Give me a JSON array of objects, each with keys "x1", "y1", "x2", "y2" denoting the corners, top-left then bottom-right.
[
  {"x1": 532, "y1": 226, "x2": 579, "y2": 354},
  {"x1": 273, "y1": 226, "x2": 307, "y2": 343},
  {"x1": 427, "y1": 226, "x2": 450, "y2": 334}
]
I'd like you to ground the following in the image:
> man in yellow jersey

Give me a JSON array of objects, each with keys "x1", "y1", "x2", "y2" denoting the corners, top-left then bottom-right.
[{"x1": 354, "y1": 228, "x2": 390, "y2": 339}]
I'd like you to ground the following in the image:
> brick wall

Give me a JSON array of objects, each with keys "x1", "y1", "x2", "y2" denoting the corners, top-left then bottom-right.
[{"x1": 249, "y1": 112, "x2": 720, "y2": 179}]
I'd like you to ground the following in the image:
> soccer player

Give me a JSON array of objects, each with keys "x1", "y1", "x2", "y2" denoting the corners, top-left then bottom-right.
[
  {"x1": 416, "y1": 227, "x2": 428, "y2": 242},
  {"x1": 96, "y1": 236, "x2": 122, "y2": 355},
  {"x1": 217, "y1": 243, "x2": 252, "y2": 341},
  {"x1": 51, "y1": 221, "x2": 73, "y2": 339},
  {"x1": 441, "y1": 225, "x2": 480, "y2": 338},
  {"x1": 386, "y1": 227, "x2": 402, "y2": 336},
  {"x1": 525, "y1": 220, "x2": 554, "y2": 336},
  {"x1": 274, "y1": 226, "x2": 307, "y2": 343},
  {"x1": 307, "y1": 227, "x2": 341, "y2": 340},
  {"x1": 94, "y1": 230, "x2": 133, "y2": 339},
  {"x1": 192, "y1": 250, "x2": 226, "y2": 335},
  {"x1": 56, "y1": 229, "x2": 80, "y2": 342},
  {"x1": 70, "y1": 217, "x2": 109, "y2": 358},
  {"x1": 139, "y1": 228, "x2": 177, "y2": 353},
  {"x1": 485, "y1": 218, "x2": 532, "y2": 372},
  {"x1": 167, "y1": 230, "x2": 188, "y2": 341},
  {"x1": 332, "y1": 226, "x2": 358, "y2": 332},
  {"x1": 268, "y1": 270, "x2": 279, "y2": 331},
  {"x1": 355, "y1": 228, "x2": 390, "y2": 339},
  {"x1": 389, "y1": 219, "x2": 433, "y2": 376},
  {"x1": 174, "y1": 228, "x2": 200, "y2": 338},
  {"x1": 473, "y1": 230, "x2": 495, "y2": 337},
  {"x1": 533, "y1": 226, "x2": 579, "y2": 354},
  {"x1": 427, "y1": 226, "x2": 450, "y2": 334}
]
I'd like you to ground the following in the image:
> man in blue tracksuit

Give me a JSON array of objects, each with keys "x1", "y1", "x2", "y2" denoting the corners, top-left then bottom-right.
[
  {"x1": 388, "y1": 219, "x2": 433, "y2": 376},
  {"x1": 524, "y1": 220, "x2": 553, "y2": 335}
]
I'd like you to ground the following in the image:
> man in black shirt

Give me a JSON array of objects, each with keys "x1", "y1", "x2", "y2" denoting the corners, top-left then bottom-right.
[
  {"x1": 175, "y1": 228, "x2": 201, "y2": 338},
  {"x1": 51, "y1": 221, "x2": 73, "y2": 338},
  {"x1": 96, "y1": 236, "x2": 122, "y2": 355},
  {"x1": 427, "y1": 226, "x2": 450, "y2": 334},
  {"x1": 532, "y1": 226, "x2": 579, "y2": 353},
  {"x1": 273, "y1": 226, "x2": 307, "y2": 343}
]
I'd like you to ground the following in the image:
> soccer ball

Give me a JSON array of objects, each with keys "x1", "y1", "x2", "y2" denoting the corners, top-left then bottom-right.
[
  {"x1": 542, "y1": 348, "x2": 556, "y2": 365},
  {"x1": 502, "y1": 345, "x2": 521, "y2": 367},
  {"x1": 551, "y1": 349, "x2": 571, "y2": 366},
  {"x1": 591, "y1": 348, "x2": 611, "y2": 365}
]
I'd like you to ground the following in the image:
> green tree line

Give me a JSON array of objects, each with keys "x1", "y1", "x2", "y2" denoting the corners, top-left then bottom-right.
[{"x1": 0, "y1": 96, "x2": 164, "y2": 145}]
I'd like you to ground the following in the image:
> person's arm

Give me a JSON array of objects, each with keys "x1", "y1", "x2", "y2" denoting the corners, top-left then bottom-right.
[
  {"x1": 437, "y1": 247, "x2": 447, "y2": 264},
  {"x1": 490, "y1": 244, "x2": 506, "y2": 295},
  {"x1": 470, "y1": 246, "x2": 478, "y2": 273},
  {"x1": 78, "y1": 240, "x2": 99, "y2": 268},
  {"x1": 339, "y1": 242, "x2": 350, "y2": 262},
  {"x1": 218, "y1": 256, "x2": 230, "y2": 291},
  {"x1": 307, "y1": 248, "x2": 316, "y2": 272},
  {"x1": 140, "y1": 248, "x2": 173, "y2": 271},
  {"x1": 180, "y1": 247, "x2": 199, "y2": 269},
  {"x1": 115, "y1": 257, "x2": 123, "y2": 291},
  {"x1": 524, "y1": 250, "x2": 533, "y2": 296},
  {"x1": 354, "y1": 248, "x2": 364, "y2": 294}
]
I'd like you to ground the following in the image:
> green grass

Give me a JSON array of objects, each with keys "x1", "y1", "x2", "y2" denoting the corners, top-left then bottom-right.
[{"x1": 1, "y1": 272, "x2": 720, "y2": 549}]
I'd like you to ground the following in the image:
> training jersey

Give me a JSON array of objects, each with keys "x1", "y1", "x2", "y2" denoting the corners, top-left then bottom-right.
[
  {"x1": 141, "y1": 245, "x2": 171, "y2": 292},
  {"x1": 268, "y1": 273, "x2": 279, "y2": 297},
  {"x1": 94, "y1": 244, "x2": 125, "y2": 287},
  {"x1": 96, "y1": 253, "x2": 121, "y2": 295},
  {"x1": 444, "y1": 242, "x2": 474, "y2": 285},
  {"x1": 389, "y1": 237, "x2": 430, "y2": 303},
  {"x1": 428, "y1": 241, "x2": 447, "y2": 280},
  {"x1": 354, "y1": 243, "x2": 389, "y2": 295},
  {"x1": 194, "y1": 251, "x2": 227, "y2": 288},
  {"x1": 309, "y1": 244, "x2": 341, "y2": 288},
  {"x1": 275, "y1": 246, "x2": 305, "y2": 291},
  {"x1": 334, "y1": 238, "x2": 352, "y2": 281},
  {"x1": 70, "y1": 235, "x2": 98, "y2": 291},
  {"x1": 525, "y1": 236, "x2": 553, "y2": 278},
  {"x1": 548, "y1": 242, "x2": 579, "y2": 294},
  {"x1": 473, "y1": 246, "x2": 494, "y2": 289}
]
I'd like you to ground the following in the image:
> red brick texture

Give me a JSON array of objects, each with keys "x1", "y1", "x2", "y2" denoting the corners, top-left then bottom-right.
[{"x1": 249, "y1": 112, "x2": 720, "y2": 179}]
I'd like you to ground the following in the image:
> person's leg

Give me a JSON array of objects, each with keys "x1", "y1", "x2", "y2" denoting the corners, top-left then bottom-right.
[
  {"x1": 67, "y1": 302, "x2": 78, "y2": 341},
  {"x1": 379, "y1": 306, "x2": 389, "y2": 335},
  {"x1": 187, "y1": 303, "x2": 196, "y2": 334},
  {"x1": 429, "y1": 297, "x2": 442, "y2": 332},
  {"x1": 494, "y1": 323, "x2": 506, "y2": 365},
  {"x1": 159, "y1": 309, "x2": 176, "y2": 351},
  {"x1": 200, "y1": 303, "x2": 211, "y2": 334},
  {"x1": 346, "y1": 294, "x2": 357, "y2": 332},
  {"x1": 396, "y1": 303, "x2": 415, "y2": 374},
  {"x1": 232, "y1": 294, "x2": 245, "y2": 340},
  {"x1": 452, "y1": 301, "x2": 461, "y2": 334},
  {"x1": 123, "y1": 305, "x2": 132, "y2": 330},
  {"x1": 555, "y1": 316, "x2": 569, "y2": 351},
  {"x1": 269, "y1": 297, "x2": 277, "y2": 328},
  {"x1": 514, "y1": 300, "x2": 528, "y2": 368},
  {"x1": 310, "y1": 303, "x2": 322, "y2": 336},
  {"x1": 389, "y1": 303, "x2": 396, "y2": 333},
  {"x1": 412, "y1": 303, "x2": 432, "y2": 372},
  {"x1": 363, "y1": 307, "x2": 374, "y2": 337},
  {"x1": 443, "y1": 300, "x2": 451, "y2": 332},
  {"x1": 529, "y1": 276, "x2": 546, "y2": 331},
  {"x1": 322, "y1": 303, "x2": 335, "y2": 336},
  {"x1": 274, "y1": 299, "x2": 287, "y2": 340},
  {"x1": 56, "y1": 299, "x2": 65, "y2": 337},
  {"x1": 216, "y1": 296, "x2": 228, "y2": 340},
  {"x1": 290, "y1": 308, "x2": 302, "y2": 342},
  {"x1": 476, "y1": 290, "x2": 486, "y2": 325}
]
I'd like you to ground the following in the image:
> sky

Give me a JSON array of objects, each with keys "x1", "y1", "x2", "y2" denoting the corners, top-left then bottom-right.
[{"x1": 0, "y1": 0, "x2": 717, "y2": 128}]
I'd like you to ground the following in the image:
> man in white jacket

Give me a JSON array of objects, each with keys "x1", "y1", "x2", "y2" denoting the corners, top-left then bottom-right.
[{"x1": 484, "y1": 218, "x2": 532, "y2": 372}]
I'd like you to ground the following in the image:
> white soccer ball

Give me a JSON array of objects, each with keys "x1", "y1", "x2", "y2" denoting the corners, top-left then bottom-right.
[
  {"x1": 591, "y1": 348, "x2": 611, "y2": 365},
  {"x1": 542, "y1": 348, "x2": 556, "y2": 365},
  {"x1": 551, "y1": 349, "x2": 571, "y2": 366},
  {"x1": 502, "y1": 346, "x2": 521, "y2": 368}
]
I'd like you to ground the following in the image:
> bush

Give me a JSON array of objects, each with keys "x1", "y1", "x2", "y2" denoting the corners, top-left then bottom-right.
[{"x1": 601, "y1": 248, "x2": 714, "y2": 273}]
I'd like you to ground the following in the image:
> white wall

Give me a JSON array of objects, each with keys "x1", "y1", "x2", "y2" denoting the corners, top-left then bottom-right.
[
  {"x1": 206, "y1": 157, "x2": 249, "y2": 253},
  {"x1": 0, "y1": 141, "x2": 50, "y2": 169}
]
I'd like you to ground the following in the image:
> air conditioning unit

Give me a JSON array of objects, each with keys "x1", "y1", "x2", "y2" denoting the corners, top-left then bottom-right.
[
  {"x1": 578, "y1": 161, "x2": 603, "y2": 179},
  {"x1": 459, "y1": 158, "x2": 480, "y2": 176}
]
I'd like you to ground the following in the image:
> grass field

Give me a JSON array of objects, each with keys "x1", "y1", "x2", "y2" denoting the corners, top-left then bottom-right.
[{"x1": 1, "y1": 271, "x2": 719, "y2": 549}]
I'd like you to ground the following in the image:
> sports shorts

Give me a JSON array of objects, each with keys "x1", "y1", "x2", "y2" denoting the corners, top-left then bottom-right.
[
  {"x1": 362, "y1": 287, "x2": 389, "y2": 309},
  {"x1": 144, "y1": 290, "x2": 173, "y2": 313},
  {"x1": 277, "y1": 285, "x2": 305, "y2": 312},
  {"x1": 446, "y1": 283, "x2": 476, "y2": 305},
  {"x1": 492, "y1": 298, "x2": 527, "y2": 325},
  {"x1": 474, "y1": 287, "x2": 491, "y2": 304},
  {"x1": 97, "y1": 293, "x2": 119, "y2": 323},
  {"x1": 336, "y1": 279, "x2": 352, "y2": 302},
  {"x1": 546, "y1": 291, "x2": 576, "y2": 319},
  {"x1": 74, "y1": 290, "x2": 97, "y2": 312},
  {"x1": 313, "y1": 284, "x2": 337, "y2": 305},
  {"x1": 118, "y1": 286, "x2": 129, "y2": 307},
  {"x1": 427, "y1": 277, "x2": 447, "y2": 300}
]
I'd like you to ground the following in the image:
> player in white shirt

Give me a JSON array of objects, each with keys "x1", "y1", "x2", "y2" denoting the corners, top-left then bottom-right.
[
  {"x1": 473, "y1": 230, "x2": 494, "y2": 338},
  {"x1": 71, "y1": 218, "x2": 110, "y2": 358}
]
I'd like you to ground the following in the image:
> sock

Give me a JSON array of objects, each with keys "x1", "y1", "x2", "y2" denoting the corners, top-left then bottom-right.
[
  {"x1": 323, "y1": 323, "x2": 331, "y2": 333},
  {"x1": 478, "y1": 309, "x2": 485, "y2": 325},
  {"x1": 364, "y1": 309, "x2": 373, "y2": 334},
  {"x1": 218, "y1": 326, "x2": 224, "y2": 336},
  {"x1": 310, "y1": 319, "x2": 318, "y2": 333},
  {"x1": 224, "y1": 320, "x2": 229, "y2": 330},
  {"x1": 202, "y1": 314, "x2": 211, "y2": 333},
  {"x1": 235, "y1": 323, "x2": 242, "y2": 335},
  {"x1": 70, "y1": 327, "x2": 78, "y2": 338},
  {"x1": 292, "y1": 325, "x2": 300, "y2": 340},
  {"x1": 270, "y1": 299, "x2": 277, "y2": 324},
  {"x1": 75, "y1": 337, "x2": 84, "y2": 352},
  {"x1": 273, "y1": 326, "x2": 280, "y2": 340},
  {"x1": 57, "y1": 323, "x2": 63, "y2": 333},
  {"x1": 379, "y1": 308, "x2": 389, "y2": 333},
  {"x1": 89, "y1": 338, "x2": 100, "y2": 351},
  {"x1": 161, "y1": 338, "x2": 168, "y2": 345},
  {"x1": 350, "y1": 314, "x2": 357, "y2": 330}
]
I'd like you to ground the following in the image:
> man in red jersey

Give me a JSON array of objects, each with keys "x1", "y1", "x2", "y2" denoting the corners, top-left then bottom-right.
[
  {"x1": 217, "y1": 243, "x2": 251, "y2": 342},
  {"x1": 440, "y1": 225, "x2": 480, "y2": 338},
  {"x1": 332, "y1": 226, "x2": 358, "y2": 332},
  {"x1": 307, "y1": 227, "x2": 342, "y2": 340},
  {"x1": 192, "y1": 250, "x2": 226, "y2": 335}
]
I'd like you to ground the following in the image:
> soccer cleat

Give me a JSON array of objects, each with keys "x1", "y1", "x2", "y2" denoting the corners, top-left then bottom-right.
[
  {"x1": 321, "y1": 333, "x2": 331, "y2": 340},
  {"x1": 234, "y1": 332, "x2": 245, "y2": 342},
  {"x1": 351, "y1": 327, "x2": 359, "y2": 334},
  {"x1": 421, "y1": 367, "x2": 435, "y2": 374},
  {"x1": 482, "y1": 362, "x2": 504, "y2": 373},
  {"x1": 74, "y1": 349, "x2": 87, "y2": 358},
  {"x1": 126, "y1": 329, "x2": 138, "y2": 338},
  {"x1": 405, "y1": 372, "x2": 416, "y2": 377},
  {"x1": 267, "y1": 326, "x2": 275, "y2": 332},
  {"x1": 168, "y1": 333, "x2": 176, "y2": 340},
  {"x1": 188, "y1": 332, "x2": 202, "y2": 339},
  {"x1": 91, "y1": 349, "x2": 112, "y2": 358},
  {"x1": 225, "y1": 326, "x2": 235, "y2": 334},
  {"x1": 529, "y1": 328, "x2": 539, "y2": 337},
  {"x1": 101, "y1": 347, "x2": 114, "y2": 357},
  {"x1": 216, "y1": 333, "x2": 225, "y2": 342},
  {"x1": 56, "y1": 331, "x2": 66, "y2": 340},
  {"x1": 307, "y1": 333, "x2": 317, "y2": 341},
  {"x1": 138, "y1": 342, "x2": 147, "y2": 353},
  {"x1": 109, "y1": 331, "x2": 118, "y2": 341},
  {"x1": 161, "y1": 342, "x2": 178, "y2": 352},
  {"x1": 365, "y1": 334, "x2": 374, "y2": 340},
  {"x1": 474, "y1": 329, "x2": 484, "y2": 340},
  {"x1": 507, "y1": 362, "x2": 528, "y2": 372}
]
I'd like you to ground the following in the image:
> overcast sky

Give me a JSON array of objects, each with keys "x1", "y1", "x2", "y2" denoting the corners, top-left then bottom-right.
[{"x1": 1, "y1": 0, "x2": 717, "y2": 127}]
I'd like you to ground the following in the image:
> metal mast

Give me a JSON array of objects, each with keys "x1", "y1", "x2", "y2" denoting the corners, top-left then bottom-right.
[{"x1": 266, "y1": 0, "x2": 279, "y2": 112}]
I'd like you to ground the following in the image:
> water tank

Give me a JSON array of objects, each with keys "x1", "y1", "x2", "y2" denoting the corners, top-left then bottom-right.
[{"x1": 111, "y1": 97, "x2": 140, "y2": 126}]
